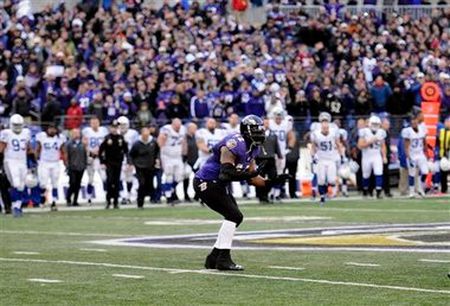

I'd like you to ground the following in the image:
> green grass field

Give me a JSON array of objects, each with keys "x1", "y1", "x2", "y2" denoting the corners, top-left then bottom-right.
[{"x1": 1, "y1": 198, "x2": 449, "y2": 305}]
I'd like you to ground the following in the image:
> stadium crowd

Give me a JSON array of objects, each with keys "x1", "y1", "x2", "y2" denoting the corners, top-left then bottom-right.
[
  {"x1": 0, "y1": 1, "x2": 450, "y2": 216},
  {"x1": 0, "y1": 0, "x2": 449, "y2": 128}
]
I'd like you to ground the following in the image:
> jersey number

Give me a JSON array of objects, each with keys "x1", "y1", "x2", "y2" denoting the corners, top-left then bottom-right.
[
  {"x1": 11, "y1": 139, "x2": 27, "y2": 152},
  {"x1": 411, "y1": 139, "x2": 421, "y2": 149},
  {"x1": 44, "y1": 142, "x2": 59, "y2": 150},
  {"x1": 319, "y1": 141, "x2": 333, "y2": 151}
]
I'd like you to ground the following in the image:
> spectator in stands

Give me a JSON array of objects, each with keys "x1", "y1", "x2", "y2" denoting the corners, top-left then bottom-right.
[
  {"x1": 370, "y1": 76, "x2": 392, "y2": 114},
  {"x1": 65, "y1": 99, "x2": 83, "y2": 130},
  {"x1": 11, "y1": 87, "x2": 31, "y2": 118},
  {"x1": 41, "y1": 89, "x2": 62, "y2": 126}
]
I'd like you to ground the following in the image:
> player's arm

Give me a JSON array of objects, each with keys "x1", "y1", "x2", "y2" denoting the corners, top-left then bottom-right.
[
  {"x1": 0, "y1": 141, "x2": 5, "y2": 165},
  {"x1": 35, "y1": 141, "x2": 42, "y2": 160},
  {"x1": 157, "y1": 132, "x2": 167, "y2": 148},
  {"x1": 403, "y1": 138, "x2": 411, "y2": 160},
  {"x1": 357, "y1": 136, "x2": 374, "y2": 149},
  {"x1": 381, "y1": 140, "x2": 388, "y2": 164},
  {"x1": 218, "y1": 146, "x2": 258, "y2": 182},
  {"x1": 422, "y1": 138, "x2": 428, "y2": 158},
  {"x1": 181, "y1": 137, "x2": 187, "y2": 157},
  {"x1": 196, "y1": 137, "x2": 210, "y2": 154},
  {"x1": 287, "y1": 130, "x2": 295, "y2": 151}
]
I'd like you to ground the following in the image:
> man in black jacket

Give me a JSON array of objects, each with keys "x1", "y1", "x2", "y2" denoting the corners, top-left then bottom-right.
[
  {"x1": 129, "y1": 126, "x2": 160, "y2": 208},
  {"x1": 99, "y1": 120, "x2": 128, "y2": 209},
  {"x1": 64, "y1": 128, "x2": 88, "y2": 207},
  {"x1": 256, "y1": 118, "x2": 281, "y2": 203}
]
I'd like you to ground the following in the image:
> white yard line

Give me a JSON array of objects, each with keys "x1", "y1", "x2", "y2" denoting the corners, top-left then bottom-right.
[
  {"x1": 268, "y1": 266, "x2": 305, "y2": 271},
  {"x1": 112, "y1": 274, "x2": 144, "y2": 279},
  {"x1": 79, "y1": 248, "x2": 107, "y2": 252},
  {"x1": 1, "y1": 257, "x2": 449, "y2": 295},
  {"x1": 419, "y1": 259, "x2": 450, "y2": 263},
  {"x1": 0, "y1": 230, "x2": 130, "y2": 238},
  {"x1": 13, "y1": 251, "x2": 40, "y2": 255},
  {"x1": 28, "y1": 278, "x2": 62, "y2": 283},
  {"x1": 345, "y1": 262, "x2": 380, "y2": 267}
]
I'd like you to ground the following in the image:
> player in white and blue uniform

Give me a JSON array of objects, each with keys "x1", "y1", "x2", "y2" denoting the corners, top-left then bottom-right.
[
  {"x1": 118, "y1": 116, "x2": 139, "y2": 204},
  {"x1": 357, "y1": 115, "x2": 387, "y2": 199},
  {"x1": 335, "y1": 120, "x2": 349, "y2": 197},
  {"x1": 310, "y1": 119, "x2": 343, "y2": 204},
  {"x1": 36, "y1": 124, "x2": 66, "y2": 210},
  {"x1": 158, "y1": 118, "x2": 186, "y2": 204},
  {"x1": 309, "y1": 112, "x2": 337, "y2": 199},
  {"x1": 195, "y1": 118, "x2": 224, "y2": 170},
  {"x1": 269, "y1": 108, "x2": 295, "y2": 201},
  {"x1": 0, "y1": 114, "x2": 32, "y2": 216},
  {"x1": 82, "y1": 117, "x2": 108, "y2": 203},
  {"x1": 402, "y1": 115, "x2": 429, "y2": 197}
]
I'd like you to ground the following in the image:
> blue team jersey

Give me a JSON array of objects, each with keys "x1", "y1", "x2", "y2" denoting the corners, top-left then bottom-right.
[{"x1": 195, "y1": 133, "x2": 260, "y2": 181}]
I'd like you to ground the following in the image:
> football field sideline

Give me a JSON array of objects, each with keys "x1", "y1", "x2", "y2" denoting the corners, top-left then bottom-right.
[{"x1": 1, "y1": 257, "x2": 449, "y2": 296}]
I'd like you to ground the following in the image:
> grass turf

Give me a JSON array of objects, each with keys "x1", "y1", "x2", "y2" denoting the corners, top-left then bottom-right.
[{"x1": 0, "y1": 198, "x2": 449, "y2": 305}]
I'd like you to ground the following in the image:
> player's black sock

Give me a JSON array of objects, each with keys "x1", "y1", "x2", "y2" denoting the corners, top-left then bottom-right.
[
  {"x1": 127, "y1": 182, "x2": 132, "y2": 193},
  {"x1": 183, "y1": 178, "x2": 190, "y2": 200}
]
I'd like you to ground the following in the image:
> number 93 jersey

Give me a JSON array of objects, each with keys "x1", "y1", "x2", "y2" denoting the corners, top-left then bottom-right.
[
  {"x1": 36, "y1": 132, "x2": 66, "y2": 162},
  {"x1": 82, "y1": 126, "x2": 108, "y2": 153},
  {"x1": 0, "y1": 128, "x2": 31, "y2": 161},
  {"x1": 310, "y1": 129, "x2": 340, "y2": 161},
  {"x1": 401, "y1": 127, "x2": 426, "y2": 158},
  {"x1": 358, "y1": 128, "x2": 386, "y2": 158}
]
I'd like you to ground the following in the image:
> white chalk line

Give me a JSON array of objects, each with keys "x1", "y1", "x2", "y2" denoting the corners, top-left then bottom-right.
[
  {"x1": 13, "y1": 251, "x2": 40, "y2": 255},
  {"x1": 345, "y1": 262, "x2": 380, "y2": 267},
  {"x1": 0, "y1": 230, "x2": 131, "y2": 238},
  {"x1": 1, "y1": 257, "x2": 449, "y2": 295},
  {"x1": 112, "y1": 274, "x2": 144, "y2": 279},
  {"x1": 269, "y1": 266, "x2": 305, "y2": 271},
  {"x1": 79, "y1": 248, "x2": 108, "y2": 252},
  {"x1": 419, "y1": 259, "x2": 450, "y2": 263},
  {"x1": 28, "y1": 278, "x2": 62, "y2": 283}
]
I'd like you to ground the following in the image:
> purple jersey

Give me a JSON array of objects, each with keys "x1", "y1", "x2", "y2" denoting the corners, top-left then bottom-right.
[{"x1": 195, "y1": 133, "x2": 260, "y2": 181}]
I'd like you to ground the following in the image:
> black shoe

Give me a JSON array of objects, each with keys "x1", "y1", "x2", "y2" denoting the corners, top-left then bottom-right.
[
  {"x1": 5, "y1": 208, "x2": 11, "y2": 215},
  {"x1": 72, "y1": 203, "x2": 79, "y2": 207},
  {"x1": 385, "y1": 193, "x2": 393, "y2": 198},
  {"x1": 105, "y1": 202, "x2": 111, "y2": 209},
  {"x1": 121, "y1": 198, "x2": 128, "y2": 205},
  {"x1": 184, "y1": 196, "x2": 192, "y2": 203},
  {"x1": 376, "y1": 190, "x2": 383, "y2": 199},
  {"x1": 215, "y1": 250, "x2": 244, "y2": 271},
  {"x1": 50, "y1": 203, "x2": 58, "y2": 211},
  {"x1": 204, "y1": 248, "x2": 220, "y2": 269},
  {"x1": 113, "y1": 203, "x2": 119, "y2": 209}
]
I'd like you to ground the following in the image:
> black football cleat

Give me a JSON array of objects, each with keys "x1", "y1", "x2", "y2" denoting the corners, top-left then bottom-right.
[
  {"x1": 215, "y1": 250, "x2": 244, "y2": 271},
  {"x1": 204, "y1": 248, "x2": 219, "y2": 269}
]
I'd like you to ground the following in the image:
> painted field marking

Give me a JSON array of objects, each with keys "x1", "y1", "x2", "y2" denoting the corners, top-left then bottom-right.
[
  {"x1": 28, "y1": 278, "x2": 62, "y2": 283},
  {"x1": 419, "y1": 259, "x2": 450, "y2": 263},
  {"x1": 345, "y1": 262, "x2": 380, "y2": 267},
  {"x1": 0, "y1": 230, "x2": 130, "y2": 238},
  {"x1": 13, "y1": 251, "x2": 40, "y2": 255},
  {"x1": 79, "y1": 248, "x2": 107, "y2": 252},
  {"x1": 1, "y1": 258, "x2": 449, "y2": 295},
  {"x1": 269, "y1": 266, "x2": 305, "y2": 271},
  {"x1": 112, "y1": 274, "x2": 144, "y2": 279}
]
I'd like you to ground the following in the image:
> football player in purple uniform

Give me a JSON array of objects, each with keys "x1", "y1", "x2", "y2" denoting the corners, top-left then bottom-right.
[{"x1": 194, "y1": 115, "x2": 290, "y2": 271}]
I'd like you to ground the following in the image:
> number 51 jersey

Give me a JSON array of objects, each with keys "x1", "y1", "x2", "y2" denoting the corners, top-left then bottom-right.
[
  {"x1": 310, "y1": 129, "x2": 340, "y2": 161},
  {"x1": 0, "y1": 128, "x2": 31, "y2": 162}
]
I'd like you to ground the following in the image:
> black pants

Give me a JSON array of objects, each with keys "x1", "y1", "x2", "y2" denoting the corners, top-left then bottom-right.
[
  {"x1": 383, "y1": 163, "x2": 390, "y2": 195},
  {"x1": 136, "y1": 167, "x2": 154, "y2": 207},
  {"x1": 286, "y1": 158, "x2": 299, "y2": 198},
  {"x1": 106, "y1": 165, "x2": 121, "y2": 205},
  {"x1": 0, "y1": 171, "x2": 11, "y2": 212},
  {"x1": 67, "y1": 169, "x2": 84, "y2": 205},
  {"x1": 255, "y1": 158, "x2": 277, "y2": 202},
  {"x1": 441, "y1": 170, "x2": 449, "y2": 193},
  {"x1": 193, "y1": 178, "x2": 243, "y2": 226}
]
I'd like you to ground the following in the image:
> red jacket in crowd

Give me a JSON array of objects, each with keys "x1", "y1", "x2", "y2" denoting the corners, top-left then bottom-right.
[{"x1": 65, "y1": 104, "x2": 83, "y2": 130}]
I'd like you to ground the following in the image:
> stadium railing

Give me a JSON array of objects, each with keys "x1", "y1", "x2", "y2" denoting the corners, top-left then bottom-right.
[
  {"x1": 0, "y1": 114, "x2": 411, "y2": 140},
  {"x1": 276, "y1": 4, "x2": 450, "y2": 18}
]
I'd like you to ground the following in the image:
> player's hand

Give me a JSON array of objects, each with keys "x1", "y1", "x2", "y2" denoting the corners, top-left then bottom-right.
[
  {"x1": 312, "y1": 155, "x2": 318, "y2": 164},
  {"x1": 267, "y1": 174, "x2": 293, "y2": 187},
  {"x1": 155, "y1": 159, "x2": 161, "y2": 169},
  {"x1": 407, "y1": 158, "x2": 415, "y2": 168},
  {"x1": 341, "y1": 156, "x2": 348, "y2": 164}
]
